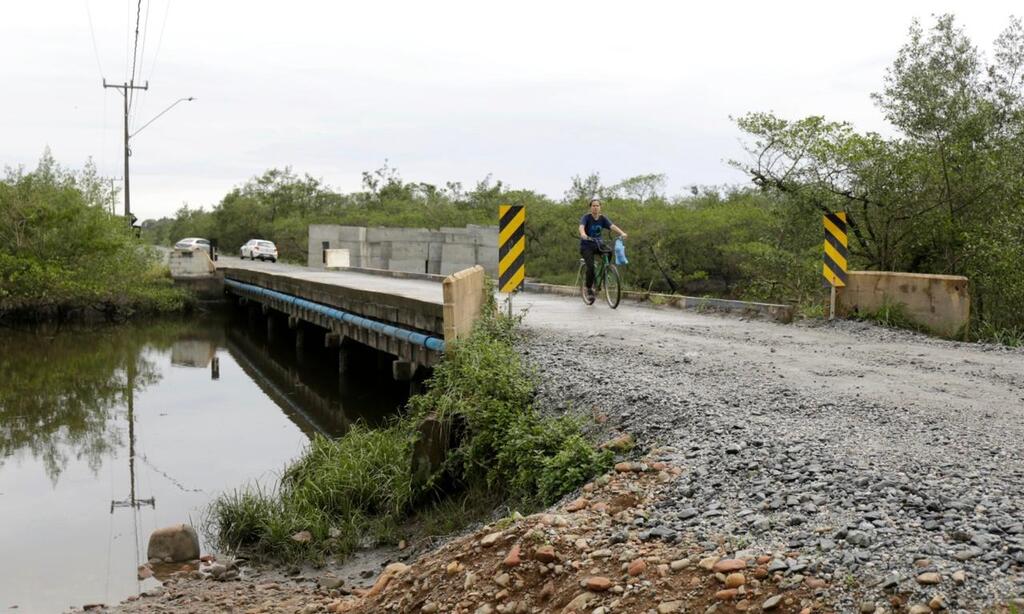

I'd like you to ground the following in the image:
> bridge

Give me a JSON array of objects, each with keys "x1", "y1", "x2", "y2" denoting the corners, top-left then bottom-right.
[{"x1": 171, "y1": 252, "x2": 487, "y2": 381}]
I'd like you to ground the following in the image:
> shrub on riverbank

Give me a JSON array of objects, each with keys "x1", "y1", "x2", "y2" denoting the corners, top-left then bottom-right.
[
  {"x1": 208, "y1": 307, "x2": 613, "y2": 563},
  {"x1": 0, "y1": 152, "x2": 190, "y2": 321}
]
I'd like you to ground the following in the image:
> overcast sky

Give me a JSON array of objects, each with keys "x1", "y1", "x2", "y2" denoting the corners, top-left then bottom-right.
[{"x1": 1, "y1": 1, "x2": 1018, "y2": 220}]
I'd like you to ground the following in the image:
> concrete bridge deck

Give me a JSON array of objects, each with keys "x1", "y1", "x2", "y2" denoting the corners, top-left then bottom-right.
[{"x1": 215, "y1": 256, "x2": 451, "y2": 370}]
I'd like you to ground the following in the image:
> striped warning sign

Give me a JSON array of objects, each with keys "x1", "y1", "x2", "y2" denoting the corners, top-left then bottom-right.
[
  {"x1": 822, "y1": 212, "x2": 849, "y2": 287},
  {"x1": 498, "y1": 204, "x2": 525, "y2": 293}
]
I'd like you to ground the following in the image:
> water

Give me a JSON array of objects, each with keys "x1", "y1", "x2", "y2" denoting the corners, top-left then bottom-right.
[{"x1": 0, "y1": 313, "x2": 407, "y2": 613}]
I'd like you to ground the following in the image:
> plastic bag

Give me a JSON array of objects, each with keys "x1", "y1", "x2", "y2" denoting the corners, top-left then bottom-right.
[{"x1": 614, "y1": 238, "x2": 628, "y2": 265}]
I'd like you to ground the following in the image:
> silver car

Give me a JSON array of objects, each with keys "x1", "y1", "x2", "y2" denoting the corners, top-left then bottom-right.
[
  {"x1": 174, "y1": 237, "x2": 211, "y2": 253},
  {"x1": 240, "y1": 239, "x2": 278, "y2": 262}
]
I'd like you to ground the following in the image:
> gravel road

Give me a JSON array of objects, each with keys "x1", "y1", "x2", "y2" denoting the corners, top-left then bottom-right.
[{"x1": 517, "y1": 293, "x2": 1024, "y2": 612}]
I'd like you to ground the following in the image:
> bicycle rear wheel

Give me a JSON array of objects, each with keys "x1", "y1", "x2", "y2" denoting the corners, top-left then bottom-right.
[
  {"x1": 604, "y1": 264, "x2": 621, "y2": 309},
  {"x1": 576, "y1": 260, "x2": 593, "y2": 305}
]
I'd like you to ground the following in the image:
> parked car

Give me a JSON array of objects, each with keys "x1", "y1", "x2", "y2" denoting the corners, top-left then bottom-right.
[
  {"x1": 174, "y1": 237, "x2": 211, "y2": 254},
  {"x1": 240, "y1": 239, "x2": 278, "y2": 262}
]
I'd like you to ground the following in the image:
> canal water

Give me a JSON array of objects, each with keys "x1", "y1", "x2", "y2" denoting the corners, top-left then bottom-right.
[{"x1": 0, "y1": 312, "x2": 408, "y2": 613}]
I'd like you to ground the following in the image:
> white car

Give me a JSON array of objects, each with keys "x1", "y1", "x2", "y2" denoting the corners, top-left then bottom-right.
[
  {"x1": 240, "y1": 239, "x2": 278, "y2": 262},
  {"x1": 174, "y1": 237, "x2": 211, "y2": 254}
]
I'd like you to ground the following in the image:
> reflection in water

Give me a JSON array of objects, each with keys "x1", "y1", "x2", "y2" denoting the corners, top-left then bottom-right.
[
  {"x1": 0, "y1": 313, "x2": 407, "y2": 612},
  {"x1": 0, "y1": 323, "x2": 169, "y2": 484}
]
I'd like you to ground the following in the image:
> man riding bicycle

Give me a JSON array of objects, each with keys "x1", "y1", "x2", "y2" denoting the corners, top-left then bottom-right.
[{"x1": 579, "y1": 198, "x2": 627, "y2": 303}]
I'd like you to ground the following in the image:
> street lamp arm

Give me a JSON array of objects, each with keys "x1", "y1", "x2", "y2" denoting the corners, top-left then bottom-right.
[{"x1": 130, "y1": 97, "x2": 195, "y2": 139}]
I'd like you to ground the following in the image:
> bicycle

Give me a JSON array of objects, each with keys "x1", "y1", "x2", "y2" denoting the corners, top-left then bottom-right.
[{"x1": 575, "y1": 238, "x2": 622, "y2": 309}]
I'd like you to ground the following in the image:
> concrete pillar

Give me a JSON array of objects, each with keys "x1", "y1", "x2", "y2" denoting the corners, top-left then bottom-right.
[
  {"x1": 392, "y1": 360, "x2": 418, "y2": 382},
  {"x1": 266, "y1": 315, "x2": 276, "y2": 342},
  {"x1": 338, "y1": 346, "x2": 351, "y2": 375},
  {"x1": 295, "y1": 326, "x2": 305, "y2": 350}
]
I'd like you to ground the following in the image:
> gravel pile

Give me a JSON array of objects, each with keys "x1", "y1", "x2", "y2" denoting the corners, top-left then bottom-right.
[{"x1": 520, "y1": 317, "x2": 1024, "y2": 613}]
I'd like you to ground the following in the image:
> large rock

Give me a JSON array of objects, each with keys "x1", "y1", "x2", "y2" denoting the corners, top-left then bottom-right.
[{"x1": 147, "y1": 524, "x2": 200, "y2": 563}]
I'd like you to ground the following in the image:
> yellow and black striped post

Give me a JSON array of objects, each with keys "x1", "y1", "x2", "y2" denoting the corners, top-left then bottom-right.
[
  {"x1": 498, "y1": 204, "x2": 525, "y2": 294},
  {"x1": 823, "y1": 212, "x2": 849, "y2": 319}
]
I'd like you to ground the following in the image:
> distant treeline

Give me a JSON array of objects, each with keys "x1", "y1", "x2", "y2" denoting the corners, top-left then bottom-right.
[{"x1": 145, "y1": 14, "x2": 1024, "y2": 340}]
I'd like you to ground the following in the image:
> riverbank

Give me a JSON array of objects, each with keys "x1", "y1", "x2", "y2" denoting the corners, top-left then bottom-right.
[{"x1": 93, "y1": 457, "x2": 828, "y2": 614}]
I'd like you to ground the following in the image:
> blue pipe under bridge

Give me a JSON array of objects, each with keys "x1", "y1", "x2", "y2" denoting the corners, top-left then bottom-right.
[{"x1": 224, "y1": 278, "x2": 445, "y2": 353}]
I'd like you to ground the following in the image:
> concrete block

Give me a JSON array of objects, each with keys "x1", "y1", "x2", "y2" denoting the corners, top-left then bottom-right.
[
  {"x1": 335, "y1": 226, "x2": 367, "y2": 242},
  {"x1": 428, "y1": 241, "x2": 443, "y2": 262},
  {"x1": 390, "y1": 241, "x2": 430, "y2": 261},
  {"x1": 367, "y1": 227, "x2": 433, "y2": 243},
  {"x1": 325, "y1": 249, "x2": 351, "y2": 268},
  {"x1": 837, "y1": 271, "x2": 970, "y2": 339},
  {"x1": 389, "y1": 258, "x2": 428, "y2": 274},
  {"x1": 441, "y1": 243, "x2": 477, "y2": 263},
  {"x1": 440, "y1": 261, "x2": 477, "y2": 276}
]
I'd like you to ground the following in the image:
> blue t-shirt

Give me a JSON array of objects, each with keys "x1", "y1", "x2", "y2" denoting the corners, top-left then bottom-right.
[{"x1": 580, "y1": 214, "x2": 612, "y2": 247}]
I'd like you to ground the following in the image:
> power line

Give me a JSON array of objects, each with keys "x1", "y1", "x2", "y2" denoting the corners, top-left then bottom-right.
[
  {"x1": 131, "y1": 0, "x2": 153, "y2": 131},
  {"x1": 129, "y1": 0, "x2": 143, "y2": 111},
  {"x1": 84, "y1": 0, "x2": 105, "y2": 79}
]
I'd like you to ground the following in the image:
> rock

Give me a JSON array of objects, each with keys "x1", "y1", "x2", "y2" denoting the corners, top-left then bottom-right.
[
  {"x1": 446, "y1": 561, "x2": 463, "y2": 575},
  {"x1": 916, "y1": 572, "x2": 941, "y2": 585},
  {"x1": 714, "y1": 588, "x2": 738, "y2": 600},
  {"x1": 421, "y1": 604, "x2": 438, "y2": 614},
  {"x1": 805, "y1": 577, "x2": 827, "y2": 589},
  {"x1": 670, "y1": 559, "x2": 688, "y2": 571},
  {"x1": 137, "y1": 565, "x2": 153, "y2": 580},
  {"x1": 929, "y1": 594, "x2": 946, "y2": 610},
  {"x1": 698, "y1": 556, "x2": 721, "y2": 570},
  {"x1": 762, "y1": 595, "x2": 783, "y2": 610},
  {"x1": 534, "y1": 545, "x2": 557, "y2": 563},
  {"x1": 628, "y1": 558, "x2": 647, "y2": 576},
  {"x1": 320, "y1": 575, "x2": 345, "y2": 590},
  {"x1": 480, "y1": 531, "x2": 503, "y2": 547},
  {"x1": 859, "y1": 601, "x2": 876, "y2": 614},
  {"x1": 565, "y1": 497, "x2": 589, "y2": 512},
  {"x1": 712, "y1": 559, "x2": 747, "y2": 573},
  {"x1": 561, "y1": 592, "x2": 592, "y2": 613},
  {"x1": 494, "y1": 572, "x2": 510, "y2": 587},
  {"x1": 602, "y1": 433, "x2": 634, "y2": 451},
  {"x1": 952, "y1": 570, "x2": 966, "y2": 585},
  {"x1": 539, "y1": 580, "x2": 555, "y2": 601},
  {"x1": 146, "y1": 524, "x2": 200, "y2": 563},
  {"x1": 724, "y1": 572, "x2": 745, "y2": 588},
  {"x1": 583, "y1": 576, "x2": 612, "y2": 591},
  {"x1": 292, "y1": 530, "x2": 314, "y2": 544},
  {"x1": 475, "y1": 605, "x2": 494, "y2": 614},
  {"x1": 908, "y1": 605, "x2": 931, "y2": 614},
  {"x1": 503, "y1": 545, "x2": 521, "y2": 567},
  {"x1": 658, "y1": 601, "x2": 684, "y2": 613}
]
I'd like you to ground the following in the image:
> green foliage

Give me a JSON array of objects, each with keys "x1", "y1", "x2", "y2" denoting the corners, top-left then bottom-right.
[
  {"x1": 853, "y1": 299, "x2": 928, "y2": 333},
  {"x1": 210, "y1": 309, "x2": 613, "y2": 563},
  {"x1": 0, "y1": 152, "x2": 190, "y2": 319},
  {"x1": 208, "y1": 424, "x2": 413, "y2": 563},
  {"x1": 408, "y1": 307, "x2": 613, "y2": 505},
  {"x1": 732, "y1": 14, "x2": 1024, "y2": 337}
]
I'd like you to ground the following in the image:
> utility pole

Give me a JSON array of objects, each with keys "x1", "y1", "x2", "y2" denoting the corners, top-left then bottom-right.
[{"x1": 103, "y1": 79, "x2": 148, "y2": 226}]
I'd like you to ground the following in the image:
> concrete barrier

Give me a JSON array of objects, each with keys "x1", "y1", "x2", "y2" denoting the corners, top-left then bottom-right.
[
  {"x1": 442, "y1": 265, "x2": 487, "y2": 343},
  {"x1": 837, "y1": 271, "x2": 970, "y2": 338},
  {"x1": 168, "y1": 248, "x2": 215, "y2": 277}
]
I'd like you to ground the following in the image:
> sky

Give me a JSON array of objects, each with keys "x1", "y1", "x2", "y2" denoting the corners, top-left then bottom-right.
[{"x1": 1, "y1": 1, "x2": 1019, "y2": 221}]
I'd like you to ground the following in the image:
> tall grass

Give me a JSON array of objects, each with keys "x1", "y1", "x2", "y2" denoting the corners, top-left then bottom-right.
[{"x1": 208, "y1": 305, "x2": 612, "y2": 563}]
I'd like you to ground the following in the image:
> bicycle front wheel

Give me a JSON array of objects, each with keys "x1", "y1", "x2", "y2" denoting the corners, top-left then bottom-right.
[
  {"x1": 604, "y1": 264, "x2": 621, "y2": 309},
  {"x1": 576, "y1": 260, "x2": 592, "y2": 305}
]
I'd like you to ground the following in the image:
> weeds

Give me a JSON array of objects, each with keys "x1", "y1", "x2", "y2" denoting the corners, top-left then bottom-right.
[
  {"x1": 852, "y1": 299, "x2": 929, "y2": 333},
  {"x1": 208, "y1": 303, "x2": 612, "y2": 563}
]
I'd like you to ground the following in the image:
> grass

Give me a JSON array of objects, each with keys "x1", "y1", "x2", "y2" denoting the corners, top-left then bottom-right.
[{"x1": 207, "y1": 298, "x2": 614, "y2": 563}]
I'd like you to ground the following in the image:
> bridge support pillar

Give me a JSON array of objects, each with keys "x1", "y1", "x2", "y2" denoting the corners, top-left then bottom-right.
[
  {"x1": 392, "y1": 360, "x2": 418, "y2": 382},
  {"x1": 295, "y1": 326, "x2": 305, "y2": 350},
  {"x1": 266, "y1": 314, "x2": 276, "y2": 341}
]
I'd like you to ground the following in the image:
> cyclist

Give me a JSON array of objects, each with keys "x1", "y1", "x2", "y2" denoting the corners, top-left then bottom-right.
[{"x1": 579, "y1": 198, "x2": 627, "y2": 303}]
